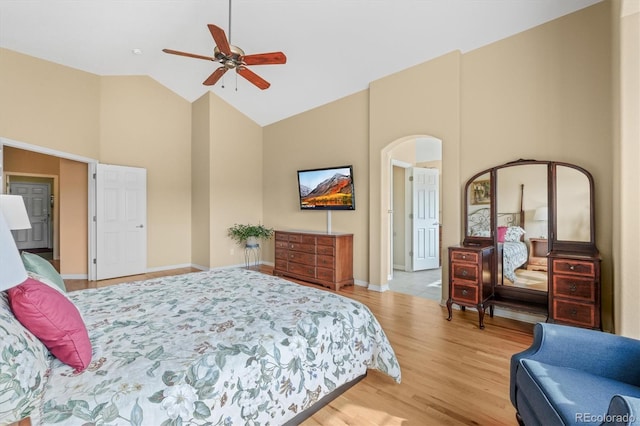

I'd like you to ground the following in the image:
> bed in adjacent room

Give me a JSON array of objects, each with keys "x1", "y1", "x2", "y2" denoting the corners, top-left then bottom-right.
[{"x1": 0, "y1": 268, "x2": 401, "y2": 426}]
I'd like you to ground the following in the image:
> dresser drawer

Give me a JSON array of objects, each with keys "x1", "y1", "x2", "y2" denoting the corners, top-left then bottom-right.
[
  {"x1": 553, "y1": 299, "x2": 595, "y2": 328},
  {"x1": 289, "y1": 242, "x2": 316, "y2": 253},
  {"x1": 317, "y1": 267, "x2": 335, "y2": 282},
  {"x1": 317, "y1": 245, "x2": 335, "y2": 256},
  {"x1": 451, "y1": 262, "x2": 478, "y2": 282},
  {"x1": 553, "y1": 276, "x2": 595, "y2": 302},
  {"x1": 451, "y1": 284, "x2": 478, "y2": 304},
  {"x1": 289, "y1": 262, "x2": 315, "y2": 278},
  {"x1": 274, "y1": 258, "x2": 288, "y2": 271},
  {"x1": 275, "y1": 248, "x2": 288, "y2": 260},
  {"x1": 317, "y1": 255, "x2": 334, "y2": 268},
  {"x1": 552, "y1": 259, "x2": 595, "y2": 277},
  {"x1": 316, "y1": 236, "x2": 336, "y2": 247},
  {"x1": 450, "y1": 251, "x2": 478, "y2": 263},
  {"x1": 275, "y1": 232, "x2": 289, "y2": 242},
  {"x1": 275, "y1": 240, "x2": 289, "y2": 250},
  {"x1": 288, "y1": 252, "x2": 315, "y2": 265}
]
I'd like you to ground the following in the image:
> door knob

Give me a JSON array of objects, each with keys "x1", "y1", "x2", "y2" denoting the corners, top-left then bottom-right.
[{"x1": 136, "y1": 224, "x2": 144, "y2": 228}]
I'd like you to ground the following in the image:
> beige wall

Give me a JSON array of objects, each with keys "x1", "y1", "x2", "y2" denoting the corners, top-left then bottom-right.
[
  {"x1": 263, "y1": 91, "x2": 370, "y2": 281},
  {"x1": 59, "y1": 159, "x2": 88, "y2": 275},
  {"x1": 615, "y1": 0, "x2": 640, "y2": 337},
  {"x1": 369, "y1": 52, "x2": 462, "y2": 289},
  {"x1": 0, "y1": 49, "x2": 100, "y2": 159},
  {"x1": 99, "y1": 76, "x2": 192, "y2": 269},
  {"x1": 208, "y1": 94, "x2": 263, "y2": 268},
  {"x1": 191, "y1": 95, "x2": 211, "y2": 269}
]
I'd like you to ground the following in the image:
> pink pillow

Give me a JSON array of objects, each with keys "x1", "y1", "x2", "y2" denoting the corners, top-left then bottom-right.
[
  {"x1": 8, "y1": 278, "x2": 92, "y2": 372},
  {"x1": 497, "y1": 226, "x2": 508, "y2": 243}
]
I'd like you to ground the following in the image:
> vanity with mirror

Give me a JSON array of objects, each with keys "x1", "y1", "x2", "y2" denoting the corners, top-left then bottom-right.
[{"x1": 447, "y1": 159, "x2": 601, "y2": 329}]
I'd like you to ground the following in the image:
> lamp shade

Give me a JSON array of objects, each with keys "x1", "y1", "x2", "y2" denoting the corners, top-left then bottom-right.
[
  {"x1": 0, "y1": 210, "x2": 28, "y2": 291},
  {"x1": 0, "y1": 194, "x2": 31, "y2": 230},
  {"x1": 534, "y1": 206, "x2": 548, "y2": 222},
  {"x1": 0, "y1": 195, "x2": 30, "y2": 291}
]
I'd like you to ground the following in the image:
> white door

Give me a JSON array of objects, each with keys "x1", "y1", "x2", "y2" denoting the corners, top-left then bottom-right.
[
  {"x1": 10, "y1": 182, "x2": 51, "y2": 250},
  {"x1": 96, "y1": 164, "x2": 147, "y2": 280},
  {"x1": 411, "y1": 167, "x2": 439, "y2": 271}
]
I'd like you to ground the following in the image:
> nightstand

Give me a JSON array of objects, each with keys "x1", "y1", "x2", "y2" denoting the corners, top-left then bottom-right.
[{"x1": 527, "y1": 238, "x2": 548, "y2": 272}]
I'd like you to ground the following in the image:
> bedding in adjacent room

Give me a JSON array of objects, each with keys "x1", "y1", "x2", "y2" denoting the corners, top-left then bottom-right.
[{"x1": 22, "y1": 268, "x2": 400, "y2": 425}]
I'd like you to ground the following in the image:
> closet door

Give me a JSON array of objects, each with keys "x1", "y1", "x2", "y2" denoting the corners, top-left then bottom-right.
[{"x1": 96, "y1": 164, "x2": 147, "y2": 280}]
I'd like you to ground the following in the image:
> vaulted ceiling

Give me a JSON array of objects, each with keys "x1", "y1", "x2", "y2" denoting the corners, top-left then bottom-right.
[{"x1": 0, "y1": 0, "x2": 602, "y2": 126}]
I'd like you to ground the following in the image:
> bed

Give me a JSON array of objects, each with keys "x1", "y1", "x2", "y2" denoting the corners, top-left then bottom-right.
[
  {"x1": 0, "y1": 268, "x2": 401, "y2": 426},
  {"x1": 467, "y1": 207, "x2": 528, "y2": 283}
]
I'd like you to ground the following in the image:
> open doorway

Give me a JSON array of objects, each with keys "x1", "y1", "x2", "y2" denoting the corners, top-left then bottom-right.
[
  {"x1": 387, "y1": 137, "x2": 443, "y2": 302},
  {"x1": 1, "y1": 140, "x2": 94, "y2": 279},
  {"x1": 7, "y1": 176, "x2": 56, "y2": 266}
]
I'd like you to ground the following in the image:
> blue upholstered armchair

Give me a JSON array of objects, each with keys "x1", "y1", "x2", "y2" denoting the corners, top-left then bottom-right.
[{"x1": 510, "y1": 323, "x2": 640, "y2": 426}]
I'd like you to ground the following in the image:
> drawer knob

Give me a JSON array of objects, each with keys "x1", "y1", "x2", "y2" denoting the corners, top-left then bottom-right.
[
  {"x1": 462, "y1": 270, "x2": 468, "y2": 277},
  {"x1": 570, "y1": 309, "x2": 578, "y2": 317},
  {"x1": 462, "y1": 289, "x2": 468, "y2": 296},
  {"x1": 569, "y1": 264, "x2": 576, "y2": 271},
  {"x1": 569, "y1": 283, "x2": 577, "y2": 293},
  {"x1": 461, "y1": 255, "x2": 467, "y2": 260}
]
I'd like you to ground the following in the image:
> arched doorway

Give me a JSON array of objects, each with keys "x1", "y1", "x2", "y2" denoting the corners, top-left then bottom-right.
[{"x1": 386, "y1": 136, "x2": 443, "y2": 302}]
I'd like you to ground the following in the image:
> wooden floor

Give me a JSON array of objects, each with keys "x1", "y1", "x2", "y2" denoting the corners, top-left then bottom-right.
[{"x1": 64, "y1": 267, "x2": 535, "y2": 426}]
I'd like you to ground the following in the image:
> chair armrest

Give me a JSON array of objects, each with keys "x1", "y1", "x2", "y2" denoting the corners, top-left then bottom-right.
[
  {"x1": 510, "y1": 323, "x2": 640, "y2": 405},
  {"x1": 603, "y1": 395, "x2": 640, "y2": 425}
]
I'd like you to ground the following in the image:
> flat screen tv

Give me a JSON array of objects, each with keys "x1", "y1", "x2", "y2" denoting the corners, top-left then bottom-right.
[{"x1": 297, "y1": 165, "x2": 355, "y2": 210}]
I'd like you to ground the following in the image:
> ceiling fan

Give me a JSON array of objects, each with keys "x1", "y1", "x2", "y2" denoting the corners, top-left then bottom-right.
[{"x1": 162, "y1": 2, "x2": 286, "y2": 90}]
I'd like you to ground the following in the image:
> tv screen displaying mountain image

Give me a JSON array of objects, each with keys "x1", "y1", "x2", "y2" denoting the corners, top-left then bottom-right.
[{"x1": 297, "y1": 165, "x2": 355, "y2": 210}]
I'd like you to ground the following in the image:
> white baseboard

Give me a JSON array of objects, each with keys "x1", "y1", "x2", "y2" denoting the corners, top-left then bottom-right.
[{"x1": 61, "y1": 273, "x2": 88, "y2": 280}]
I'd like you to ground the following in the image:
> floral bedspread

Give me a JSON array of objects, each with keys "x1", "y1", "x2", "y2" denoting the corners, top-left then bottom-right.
[
  {"x1": 502, "y1": 241, "x2": 528, "y2": 283},
  {"x1": 32, "y1": 269, "x2": 401, "y2": 425}
]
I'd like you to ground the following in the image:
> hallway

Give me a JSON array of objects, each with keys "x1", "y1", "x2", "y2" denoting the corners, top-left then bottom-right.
[{"x1": 388, "y1": 268, "x2": 442, "y2": 302}]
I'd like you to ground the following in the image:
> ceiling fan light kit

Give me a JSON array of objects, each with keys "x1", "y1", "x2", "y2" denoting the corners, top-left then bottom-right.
[{"x1": 163, "y1": 0, "x2": 286, "y2": 91}]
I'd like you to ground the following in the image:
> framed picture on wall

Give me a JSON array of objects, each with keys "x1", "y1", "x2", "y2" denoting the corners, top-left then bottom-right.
[{"x1": 471, "y1": 179, "x2": 491, "y2": 205}]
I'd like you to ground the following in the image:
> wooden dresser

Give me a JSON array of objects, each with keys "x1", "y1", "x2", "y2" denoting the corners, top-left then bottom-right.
[
  {"x1": 549, "y1": 253, "x2": 601, "y2": 329},
  {"x1": 446, "y1": 245, "x2": 494, "y2": 329},
  {"x1": 274, "y1": 230, "x2": 354, "y2": 291}
]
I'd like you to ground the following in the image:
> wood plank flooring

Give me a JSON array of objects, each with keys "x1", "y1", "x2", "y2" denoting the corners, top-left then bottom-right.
[{"x1": 64, "y1": 267, "x2": 535, "y2": 426}]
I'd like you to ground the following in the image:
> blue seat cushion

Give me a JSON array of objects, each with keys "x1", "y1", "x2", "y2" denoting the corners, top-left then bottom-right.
[{"x1": 517, "y1": 359, "x2": 640, "y2": 425}]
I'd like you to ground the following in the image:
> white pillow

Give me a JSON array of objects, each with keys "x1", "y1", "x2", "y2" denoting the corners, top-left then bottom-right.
[{"x1": 504, "y1": 226, "x2": 526, "y2": 242}]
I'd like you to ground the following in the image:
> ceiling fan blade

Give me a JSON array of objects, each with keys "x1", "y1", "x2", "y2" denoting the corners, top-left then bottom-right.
[
  {"x1": 242, "y1": 52, "x2": 287, "y2": 66},
  {"x1": 207, "y1": 24, "x2": 231, "y2": 56},
  {"x1": 162, "y1": 49, "x2": 215, "y2": 61},
  {"x1": 237, "y1": 66, "x2": 270, "y2": 90},
  {"x1": 203, "y1": 67, "x2": 228, "y2": 86}
]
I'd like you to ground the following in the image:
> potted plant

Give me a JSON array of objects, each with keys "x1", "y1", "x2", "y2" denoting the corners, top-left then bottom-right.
[{"x1": 227, "y1": 223, "x2": 274, "y2": 247}]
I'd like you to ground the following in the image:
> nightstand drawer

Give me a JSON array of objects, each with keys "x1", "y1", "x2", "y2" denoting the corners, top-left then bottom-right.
[
  {"x1": 553, "y1": 300, "x2": 595, "y2": 328},
  {"x1": 552, "y1": 259, "x2": 595, "y2": 277},
  {"x1": 451, "y1": 251, "x2": 478, "y2": 263},
  {"x1": 452, "y1": 284, "x2": 478, "y2": 304},
  {"x1": 553, "y1": 276, "x2": 595, "y2": 302},
  {"x1": 451, "y1": 263, "x2": 478, "y2": 282}
]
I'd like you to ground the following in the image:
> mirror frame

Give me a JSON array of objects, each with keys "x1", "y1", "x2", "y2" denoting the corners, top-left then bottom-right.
[{"x1": 463, "y1": 159, "x2": 597, "y2": 255}]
